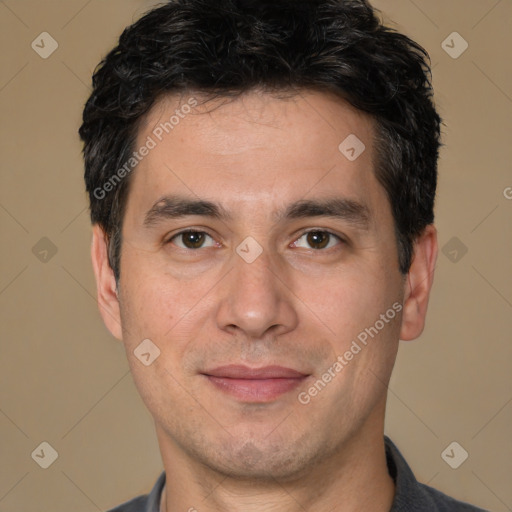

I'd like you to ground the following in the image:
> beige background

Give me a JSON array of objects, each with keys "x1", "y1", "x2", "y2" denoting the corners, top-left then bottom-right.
[{"x1": 0, "y1": 0, "x2": 511, "y2": 511}]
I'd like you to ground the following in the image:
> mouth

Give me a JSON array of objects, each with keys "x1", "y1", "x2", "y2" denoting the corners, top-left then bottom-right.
[{"x1": 201, "y1": 365, "x2": 311, "y2": 403}]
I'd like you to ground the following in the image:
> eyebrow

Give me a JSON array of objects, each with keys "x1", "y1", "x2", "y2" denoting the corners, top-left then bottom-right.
[
  {"x1": 143, "y1": 194, "x2": 372, "y2": 230},
  {"x1": 143, "y1": 195, "x2": 232, "y2": 226}
]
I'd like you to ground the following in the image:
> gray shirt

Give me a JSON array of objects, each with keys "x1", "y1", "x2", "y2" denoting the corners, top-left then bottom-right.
[{"x1": 107, "y1": 436, "x2": 488, "y2": 511}]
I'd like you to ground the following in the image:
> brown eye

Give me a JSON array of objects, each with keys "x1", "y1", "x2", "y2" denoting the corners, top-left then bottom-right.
[
  {"x1": 293, "y1": 230, "x2": 342, "y2": 250},
  {"x1": 307, "y1": 231, "x2": 329, "y2": 249},
  {"x1": 170, "y1": 231, "x2": 214, "y2": 249}
]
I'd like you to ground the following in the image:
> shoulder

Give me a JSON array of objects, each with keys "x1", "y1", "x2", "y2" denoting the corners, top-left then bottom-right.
[
  {"x1": 106, "y1": 495, "x2": 149, "y2": 512},
  {"x1": 413, "y1": 481, "x2": 490, "y2": 511},
  {"x1": 385, "y1": 436, "x2": 489, "y2": 512},
  {"x1": 105, "y1": 470, "x2": 166, "y2": 512}
]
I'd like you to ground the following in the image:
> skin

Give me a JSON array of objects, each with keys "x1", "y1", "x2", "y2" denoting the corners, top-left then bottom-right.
[{"x1": 91, "y1": 89, "x2": 437, "y2": 512}]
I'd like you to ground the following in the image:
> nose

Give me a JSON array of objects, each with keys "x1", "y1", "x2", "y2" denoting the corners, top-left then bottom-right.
[{"x1": 215, "y1": 245, "x2": 298, "y2": 339}]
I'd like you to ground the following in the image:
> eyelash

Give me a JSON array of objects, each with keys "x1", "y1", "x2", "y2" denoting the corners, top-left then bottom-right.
[{"x1": 165, "y1": 229, "x2": 345, "y2": 251}]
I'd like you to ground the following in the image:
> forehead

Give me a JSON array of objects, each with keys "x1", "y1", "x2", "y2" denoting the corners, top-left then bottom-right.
[{"x1": 126, "y1": 89, "x2": 387, "y2": 225}]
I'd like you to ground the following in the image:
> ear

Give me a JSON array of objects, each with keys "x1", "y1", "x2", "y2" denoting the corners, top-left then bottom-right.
[
  {"x1": 399, "y1": 224, "x2": 438, "y2": 341},
  {"x1": 91, "y1": 224, "x2": 123, "y2": 340}
]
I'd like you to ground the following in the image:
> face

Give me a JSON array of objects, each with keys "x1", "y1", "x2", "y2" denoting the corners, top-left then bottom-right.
[{"x1": 92, "y1": 89, "x2": 437, "y2": 481}]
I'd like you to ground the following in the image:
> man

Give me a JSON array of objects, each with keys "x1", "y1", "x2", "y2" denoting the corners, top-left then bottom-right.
[{"x1": 79, "y1": 0, "x2": 487, "y2": 511}]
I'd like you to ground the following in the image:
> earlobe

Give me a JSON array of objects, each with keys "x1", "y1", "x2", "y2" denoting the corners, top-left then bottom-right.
[
  {"x1": 399, "y1": 224, "x2": 438, "y2": 341},
  {"x1": 90, "y1": 224, "x2": 123, "y2": 340}
]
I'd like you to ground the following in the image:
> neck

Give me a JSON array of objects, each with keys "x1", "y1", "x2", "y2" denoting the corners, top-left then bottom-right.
[{"x1": 157, "y1": 424, "x2": 395, "y2": 512}]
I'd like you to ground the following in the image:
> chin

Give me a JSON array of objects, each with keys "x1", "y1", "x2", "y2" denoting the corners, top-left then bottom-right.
[{"x1": 193, "y1": 433, "x2": 325, "y2": 483}]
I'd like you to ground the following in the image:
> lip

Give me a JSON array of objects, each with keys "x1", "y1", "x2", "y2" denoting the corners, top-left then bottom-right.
[
  {"x1": 202, "y1": 365, "x2": 310, "y2": 402},
  {"x1": 204, "y1": 364, "x2": 308, "y2": 379}
]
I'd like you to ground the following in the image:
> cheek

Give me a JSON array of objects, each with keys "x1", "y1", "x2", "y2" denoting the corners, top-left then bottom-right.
[
  {"x1": 118, "y1": 253, "x2": 215, "y2": 359},
  {"x1": 305, "y1": 267, "x2": 395, "y2": 340},
  {"x1": 119, "y1": 276, "x2": 171, "y2": 342}
]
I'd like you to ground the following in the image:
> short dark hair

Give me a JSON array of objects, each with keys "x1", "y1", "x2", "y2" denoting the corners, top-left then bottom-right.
[{"x1": 79, "y1": 0, "x2": 442, "y2": 283}]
